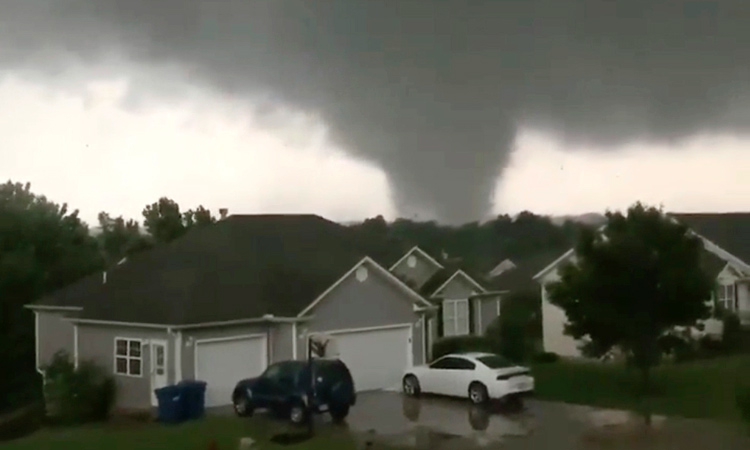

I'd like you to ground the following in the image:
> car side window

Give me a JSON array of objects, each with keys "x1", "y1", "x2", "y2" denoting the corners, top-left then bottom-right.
[{"x1": 431, "y1": 357, "x2": 475, "y2": 370}]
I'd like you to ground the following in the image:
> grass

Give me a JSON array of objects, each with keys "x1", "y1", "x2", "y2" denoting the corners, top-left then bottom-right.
[
  {"x1": 532, "y1": 355, "x2": 750, "y2": 422},
  {"x1": 1, "y1": 415, "x2": 378, "y2": 450}
]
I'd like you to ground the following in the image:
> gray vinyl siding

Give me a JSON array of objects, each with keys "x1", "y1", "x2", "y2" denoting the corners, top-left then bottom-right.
[
  {"x1": 76, "y1": 324, "x2": 171, "y2": 410},
  {"x1": 298, "y1": 260, "x2": 426, "y2": 365},
  {"x1": 36, "y1": 311, "x2": 76, "y2": 370},
  {"x1": 434, "y1": 274, "x2": 478, "y2": 298},
  {"x1": 479, "y1": 296, "x2": 501, "y2": 332},
  {"x1": 180, "y1": 323, "x2": 269, "y2": 381},
  {"x1": 391, "y1": 252, "x2": 441, "y2": 289},
  {"x1": 272, "y1": 322, "x2": 295, "y2": 362}
]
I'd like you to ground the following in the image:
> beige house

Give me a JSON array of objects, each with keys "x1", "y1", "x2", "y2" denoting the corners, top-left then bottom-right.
[{"x1": 533, "y1": 213, "x2": 750, "y2": 358}]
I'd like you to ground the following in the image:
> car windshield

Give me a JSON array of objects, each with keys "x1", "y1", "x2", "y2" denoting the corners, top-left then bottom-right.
[{"x1": 476, "y1": 355, "x2": 514, "y2": 369}]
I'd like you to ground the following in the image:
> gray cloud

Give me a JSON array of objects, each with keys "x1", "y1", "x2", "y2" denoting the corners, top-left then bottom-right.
[{"x1": 2, "y1": 0, "x2": 749, "y2": 223}]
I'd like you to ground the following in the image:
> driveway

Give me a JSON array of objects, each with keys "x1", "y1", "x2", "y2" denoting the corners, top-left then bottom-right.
[
  {"x1": 345, "y1": 392, "x2": 750, "y2": 449},
  {"x1": 212, "y1": 391, "x2": 750, "y2": 449}
]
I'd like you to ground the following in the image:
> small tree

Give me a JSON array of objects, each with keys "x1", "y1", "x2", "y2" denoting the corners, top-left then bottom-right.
[{"x1": 547, "y1": 203, "x2": 714, "y2": 393}]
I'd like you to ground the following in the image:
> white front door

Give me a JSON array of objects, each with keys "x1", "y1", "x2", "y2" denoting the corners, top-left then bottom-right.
[{"x1": 150, "y1": 339, "x2": 168, "y2": 406}]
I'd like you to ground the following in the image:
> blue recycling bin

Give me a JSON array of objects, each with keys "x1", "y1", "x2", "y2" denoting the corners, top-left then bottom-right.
[
  {"x1": 154, "y1": 385, "x2": 187, "y2": 424},
  {"x1": 178, "y1": 380, "x2": 207, "y2": 420}
]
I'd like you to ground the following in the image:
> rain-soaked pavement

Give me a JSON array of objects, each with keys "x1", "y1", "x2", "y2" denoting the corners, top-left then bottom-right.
[
  {"x1": 344, "y1": 391, "x2": 750, "y2": 449},
  {"x1": 215, "y1": 391, "x2": 750, "y2": 449}
]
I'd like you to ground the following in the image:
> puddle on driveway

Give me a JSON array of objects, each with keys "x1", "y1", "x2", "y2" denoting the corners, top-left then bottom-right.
[{"x1": 344, "y1": 392, "x2": 750, "y2": 450}]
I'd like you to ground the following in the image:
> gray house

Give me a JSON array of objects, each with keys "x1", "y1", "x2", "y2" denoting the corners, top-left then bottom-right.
[
  {"x1": 389, "y1": 246, "x2": 506, "y2": 359},
  {"x1": 29, "y1": 215, "x2": 441, "y2": 410}
]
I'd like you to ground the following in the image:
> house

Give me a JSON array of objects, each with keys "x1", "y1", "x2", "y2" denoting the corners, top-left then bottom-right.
[
  {"x1": 28, "y1": 215, "x2": 440, "y2": 410},
  {"x1": 532, "y1": 213, "x2": 750, "y2": 358},
  {"x1": 484, "y1": 252, "x2": 566, "y2": 297},
  {"x1": 388, "y1": 246, "x2": 506, "y2": 359}
]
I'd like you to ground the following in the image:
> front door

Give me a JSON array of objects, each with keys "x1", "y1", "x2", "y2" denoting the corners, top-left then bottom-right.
[{"x1": 150, "y1": 340, "x2": 168, "y2": 406}]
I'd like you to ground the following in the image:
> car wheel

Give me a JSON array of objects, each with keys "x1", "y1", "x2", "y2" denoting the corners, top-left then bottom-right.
[
  {"x1": 403, "y1": 375, "x2": 421, "y2": 397},
  {"x1": 468, "y1": 382, "x2": 488, "y2": 405},
  {"x1": 330, "y1": 404, "x2": 350, "y2": 423},
  {"x1": 289, "y1": 402, "x2": 308, "y2": 426},
  {"x1": 233, "y1": 393, "x2": 254, "y2": 417}
]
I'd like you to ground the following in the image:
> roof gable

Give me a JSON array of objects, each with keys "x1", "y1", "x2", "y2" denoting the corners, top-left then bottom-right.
[
  {"x1": 430, "y1": 270, "x2": 487, "y2": 298},
  {"x1": 389, "y1": 246, "x2": 445, "y2": 272},
  {"x1": 670, "y1": 213, "x2": 750, "y2": 266}
]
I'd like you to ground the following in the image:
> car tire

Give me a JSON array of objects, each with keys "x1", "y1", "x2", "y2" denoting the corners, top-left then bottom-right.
[
  {"x1": 402, "y1": 375, "x2": 421, "y2": 397},
  {"x1": 330, "y1": 404, "x2": 350, "y2": 423},
  {"x1": 468, "y1": 382, "x2": 488, "y2": 405},
  {"x1": 288, "y1": 401, "x2": 308, "y2": 426},
  {"x1": 233, "y1": 392, "x2": 254, "y2": 417}
]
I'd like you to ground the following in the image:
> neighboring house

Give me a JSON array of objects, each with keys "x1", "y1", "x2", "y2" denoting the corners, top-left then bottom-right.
[
  {"x1": 389, "y1": 246, "x2": 506, "y2": 360},
  {"x1": 27, "y1": 215, "x2": 438, "y2": 410},
  {"x1": 532, "y1": 213, "x2": 750, "y2": 358},
  {"x1": 484, "y1": 252, "x2": 565, "y2": 296}
]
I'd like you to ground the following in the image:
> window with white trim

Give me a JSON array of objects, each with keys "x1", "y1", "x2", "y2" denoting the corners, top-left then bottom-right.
[
  {"x1": 717, "y1": 283, "x2": 736, "y2": 311},
  {"x1": 443, "y1": 299, "x2": 469, "y2": 336},
  {"x1": 114, "y1": 338, "x2": 142, "y2": 377}
]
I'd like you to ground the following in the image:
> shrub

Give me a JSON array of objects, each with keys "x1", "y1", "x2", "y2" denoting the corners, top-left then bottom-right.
[
  {"x1": 722, "y1": 313, "x2": 742, "y2": 352},
  {"x1": 736, "y1": 383, "x2": 750, "y2": 424},
  {"x1": 42, "y1": 351, "x2": 116, "y2": 425},
  {"x1": 432, "y1": 336, "x2": 492, "y2": 361},
  {"x1": 485, "y1": 291, "x2": 541, "y2": 363},
  {"x1": 531, "y1": 352, "x2": 559, "y2": 364}
]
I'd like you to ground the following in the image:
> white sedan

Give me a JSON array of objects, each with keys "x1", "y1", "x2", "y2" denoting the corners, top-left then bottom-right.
[{"x1": 402, "y1": 352, "x2": 534, "y2": 405}]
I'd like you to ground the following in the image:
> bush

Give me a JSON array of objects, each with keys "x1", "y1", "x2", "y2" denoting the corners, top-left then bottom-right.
[
  {"x1": 531, "y1": 352, "x2": 559, "y2": 364},
  {"x1": 42, "y1": 351, "x2": 116, "y2": 425},
  {"x1": 484, "y1": 291, "x2": 541, "y2": 363},
  {"x1": 722, "y1": 313, "x2": 742, "y2": 352},
  {"x1": 736, "y1": 384, "x2": 750, "y2": 423},
  {"x1": 432, "y1": 336, "x2": 492, "y2": 361}
]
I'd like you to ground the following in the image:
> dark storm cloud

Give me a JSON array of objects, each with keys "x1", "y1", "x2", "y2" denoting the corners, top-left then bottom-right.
[{"x1": 2, "y1": 0, "x2": 749, "y2": 223}]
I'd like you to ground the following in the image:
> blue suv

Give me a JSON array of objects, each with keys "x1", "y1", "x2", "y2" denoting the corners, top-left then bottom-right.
[{"x1": 232, "y1": 359, "x2": 356, "y2": 425}]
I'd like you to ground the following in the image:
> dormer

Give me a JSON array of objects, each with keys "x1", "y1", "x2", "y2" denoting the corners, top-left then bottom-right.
[{"x1": 389, "y1": 246, "x2": 444, "y2": 289}]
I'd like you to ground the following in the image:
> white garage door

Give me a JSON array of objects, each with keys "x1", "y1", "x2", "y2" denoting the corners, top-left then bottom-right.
[
  {"x1": 195, "y1": 335, "x2": 267, "y2": 407},
  {"x1": 330, "y1": 325, "x2": 412, "y2": 392}
]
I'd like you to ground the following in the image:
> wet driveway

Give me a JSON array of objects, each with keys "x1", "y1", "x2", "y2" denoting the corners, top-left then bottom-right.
[
  {"x1": 346, "y1": 392, "x2": 750, "y2": 449},
  {"x1": 212, "y1": 391, "x2": 750, "y2": 449}
]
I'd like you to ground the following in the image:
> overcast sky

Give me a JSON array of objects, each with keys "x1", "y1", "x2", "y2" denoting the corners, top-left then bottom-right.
[
  {"x1": 2, "y1": 71, "x2": 749, "y2": 226},
  {"x1": 1, "y1": 1, "x2": 749, "y2": 226}
]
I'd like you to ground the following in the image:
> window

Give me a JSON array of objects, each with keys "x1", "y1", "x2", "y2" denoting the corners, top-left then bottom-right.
[
  {"x1": 477, "y1": 355, "x2": 513, "y2": 369},
  {"x1": 429, "y1": 357, "x2": 475, "y2": 370},
  {"x1": 443, "y1": 299, "x2": 469, "y2": 336},
  {"x1": 114, "y1": 338, "x2": 142, "y2": 377},
  {"x1": 717, "y1": 283, "x2": 736, "y2": 311}
]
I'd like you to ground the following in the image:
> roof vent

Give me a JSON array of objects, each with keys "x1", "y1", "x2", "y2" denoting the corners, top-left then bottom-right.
[
  {"x1": 219, "y1": 208, "x2": 229, "y2": 220},
  {"x1": 262, "y1": 313, "x2": 274, "y2": 320}
]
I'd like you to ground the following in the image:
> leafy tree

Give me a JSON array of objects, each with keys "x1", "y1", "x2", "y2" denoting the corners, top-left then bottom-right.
[
  {"x1": 96, "y1": 212, "x2": 153, "y2": 266},
  {"x1": 546, "y1": 203, "x2": 714, "y2": 392},
  {"x1": 142, "y1": 197, "x2": 216, "y2": 244},
  {"x1": 0, "y1": 181, "x2": 103, "y2": 412}
]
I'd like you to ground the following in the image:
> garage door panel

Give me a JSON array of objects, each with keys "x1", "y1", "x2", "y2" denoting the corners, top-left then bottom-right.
[
  {"x1": 196, "y1": 336, "x2": 266, "y2": 407},
  {"x1": 332, "y1": 326, "x2": 411, "y2": 392}
]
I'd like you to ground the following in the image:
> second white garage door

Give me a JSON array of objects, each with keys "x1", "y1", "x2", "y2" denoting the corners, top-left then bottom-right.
[
  {"x1": 329, "y1": 325, "x2": 412, "y2": 392},
  {"x1": 195, "y1": 335, "x2": 267, "y2": 407}
]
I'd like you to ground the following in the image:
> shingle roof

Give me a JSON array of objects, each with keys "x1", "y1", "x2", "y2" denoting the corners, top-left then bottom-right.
[
  {"x1": 35, "y1": 215, "x2": 372, "y2": 325},
  {"x1": 671, "y1": 213, "x2": 750, "y2": 265},
  {"x1": 483, "y1": 251, "x2": 563, "y2": 293},
  {"x1": 418, "y1": 263, "x2": 489, "y2": 300}
]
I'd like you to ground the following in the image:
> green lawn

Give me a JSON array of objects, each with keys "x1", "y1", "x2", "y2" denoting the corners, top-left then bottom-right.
[
  {"x1": 532, "y1": 355, "x2": 750, "y2": 421},
  {"x1": 2, "y1": 415, "x2": 373, "y2": 450}
]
